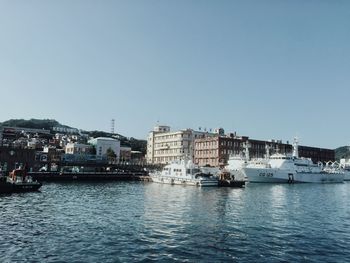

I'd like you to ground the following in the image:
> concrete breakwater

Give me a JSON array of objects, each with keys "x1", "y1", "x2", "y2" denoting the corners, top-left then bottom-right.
[{"x1": 29, "y1": 171, "x2": 152, "y2": 182}]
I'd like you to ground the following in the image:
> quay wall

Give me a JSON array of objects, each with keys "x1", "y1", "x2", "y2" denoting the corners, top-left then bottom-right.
[{"x1": 29, "y1": 171, "x2": 151, "y2": 182}]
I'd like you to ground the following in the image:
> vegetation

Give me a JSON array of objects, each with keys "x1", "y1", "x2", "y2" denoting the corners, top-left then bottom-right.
[
  {"x1": 88, "y1": 130, "x2": 111, "y2": 138},
  {"x1": 106, "y1": 148, "x2": 117, "y2": 159},
  {"x1": 335, "y1": 146, "x2": 350, "y2": 161},
  {"x1": 128, "y1": 137, "x2": 147, "y2": 154},
  {"x1": 0, "y1": 118, "x2": 72, "y2": 131}
]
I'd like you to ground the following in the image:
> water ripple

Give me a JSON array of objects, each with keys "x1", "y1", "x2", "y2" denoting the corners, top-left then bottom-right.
[{"x1": 1, "y1": 182, "x2": 350, "y2": 262}]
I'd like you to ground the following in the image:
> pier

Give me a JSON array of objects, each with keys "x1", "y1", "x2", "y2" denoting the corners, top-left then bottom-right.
[{"x1": 29, "y1": 171, "x2": 152, "y2": 182}]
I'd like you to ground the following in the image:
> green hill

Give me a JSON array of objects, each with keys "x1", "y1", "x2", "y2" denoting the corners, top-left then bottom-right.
[{"x1": 0, "y1": 118, "x2": 72, "y2": 131}]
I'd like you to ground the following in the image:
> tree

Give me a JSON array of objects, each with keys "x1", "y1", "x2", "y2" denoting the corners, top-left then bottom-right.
[{"x1": 106, "y1": 148, "x2": 117, "y2": 159}]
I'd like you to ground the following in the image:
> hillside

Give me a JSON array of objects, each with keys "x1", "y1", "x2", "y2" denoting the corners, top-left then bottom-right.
[
  {"x1": 0, "y1": 118, "x2": 72, "y2": 131},
  {"x1": 335, "y1": 146, "x2": 350, "y2": 161},
  {"x1": 0, "y1": 118, "x2": 147, "y2": 154}
]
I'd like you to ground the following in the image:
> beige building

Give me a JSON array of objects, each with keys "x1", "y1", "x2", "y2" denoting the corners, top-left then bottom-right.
[{"x1": 146, "y1": 125, "x2": 213, "y2": 164}]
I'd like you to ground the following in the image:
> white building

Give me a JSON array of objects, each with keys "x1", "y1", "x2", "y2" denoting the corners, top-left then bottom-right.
[
  {"x1": 88, "y1": 137, "x2": 120, "y2": 159},
  {"x1": 146, "y1": 125, "x2": 213, "y2": 164},
  {"x1": 65, "y1": 143, "x2": 93, "y2": 154}
]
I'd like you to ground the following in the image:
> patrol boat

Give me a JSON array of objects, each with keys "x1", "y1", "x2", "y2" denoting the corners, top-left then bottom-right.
[
  {"x1": 150, "y1": 159, "x2": 219, "y2": 187},
  {"x1": 242, "y1": 138, "x2": 344, "y2": 183}
]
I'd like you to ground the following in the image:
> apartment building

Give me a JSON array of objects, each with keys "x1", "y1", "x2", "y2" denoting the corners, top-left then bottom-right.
[{"x1": 146, "y1": 125, "x2": 214, "y2": 164}]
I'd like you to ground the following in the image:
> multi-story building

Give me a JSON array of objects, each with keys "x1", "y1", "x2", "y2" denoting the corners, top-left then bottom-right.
[
  {"x1": 146, "y1": 125, "x2": 214, "y2": 164},
  {"x1": 194, "y1": 133, "x2": 334, "y2": 167},
  {"x1": 298, "y1": 145, "x2": 335, "y2": 163}
]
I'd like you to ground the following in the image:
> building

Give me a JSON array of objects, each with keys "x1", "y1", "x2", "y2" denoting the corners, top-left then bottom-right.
[
  {"x1": 298, "y1": 145, "x2": 335, "y2": 163},
  {"x1": 194, "y1": 133, "x2": 334, "y2": 167},
  {"x1": 120, "y1": 146, "x2": 132, "y2": 162},
  {"x1": 2, "y1": 126, "x2": 51, "y2": 135},
  {"x1": 88, "y1": 137, "x2": 120, "y2": 159},
  {"x1": 0, "y1": 146, "x2": 36, "y2": 172},
  {"x1": 194, "y1": 134, "x2": 271, "y2": 167},
  {"x1": 131, "y1": 151, "x2": 145, "y2": 164},
  {"x1": 53, "y1": 126, "x2": 79, "y2": 134},
  {"x1": 146, "y1": 125, "x2": 216, "y2": 164},
  {"x1": 65, "y1": 143, "x2": 93, "y2": 155}
]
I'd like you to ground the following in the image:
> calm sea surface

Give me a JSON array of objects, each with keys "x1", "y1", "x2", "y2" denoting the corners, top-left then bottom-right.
[{"x1": 1, "y1": 181, "x2": 350, "y2": 262}]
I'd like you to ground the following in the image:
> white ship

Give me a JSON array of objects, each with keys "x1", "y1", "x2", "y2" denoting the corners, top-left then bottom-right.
[
  {"x1": 242, "y1": 138, "x2": 344, "y2": 183},
  {"x1": 224, "y1": 142, "x2": 251, "y2": 181},
  {"x1": 339, "y1": 158, "x2": 350, "y2": 181},
  {"x1": 150, "y1": 159, "x2": 219, "y2": 187}
]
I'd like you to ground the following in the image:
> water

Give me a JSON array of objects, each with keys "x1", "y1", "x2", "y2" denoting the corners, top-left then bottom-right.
[{"x1": 1, "y1": 182, "x2": 350, "y2": 262}]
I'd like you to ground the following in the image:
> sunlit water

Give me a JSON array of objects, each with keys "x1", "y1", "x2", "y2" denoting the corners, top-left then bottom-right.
[{"x1": 1, "y1": 182, "x2": 350, "y2": 262}]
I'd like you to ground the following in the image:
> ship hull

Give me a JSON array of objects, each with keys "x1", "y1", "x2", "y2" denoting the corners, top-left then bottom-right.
[
  {"x1": 0, "y1": 181, "x2": 42, "y2": 194},
  {"x1": 150, "y1": 175, "x2": 218, "y2": 187},
  {"x1": 243, "y1": 168, "x2": 344, "y2": 183}
]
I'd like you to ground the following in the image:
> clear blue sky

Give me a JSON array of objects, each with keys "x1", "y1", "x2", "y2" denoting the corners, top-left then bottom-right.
[{"x1": 0, "y1": 0, "x2": 349, "y2": 149}]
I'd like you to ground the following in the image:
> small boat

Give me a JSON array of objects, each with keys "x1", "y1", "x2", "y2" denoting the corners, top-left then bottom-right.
[
  {"x1": 150, "y1": 159, "x2": 219, "y2": 187},
  {"x1": 217, "y1": 170, "x2": 246, "y2": 187},
  {"x1": 0, "y1": 169, "x2": 42, "y2": 194}
]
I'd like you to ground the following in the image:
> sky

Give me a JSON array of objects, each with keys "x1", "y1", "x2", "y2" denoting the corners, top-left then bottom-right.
[{"x1": 0, "y1": 0, "x2": 349, "y2": 149}]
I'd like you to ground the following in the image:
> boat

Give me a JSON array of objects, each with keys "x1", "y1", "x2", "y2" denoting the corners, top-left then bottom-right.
[
  {"x1": 0, "y1": 168, "x2": 42, "y2": 194},
  {"x1": 224, "y1": 142, "x2": 252, "y2": 182},
  {"x1": 339, "y1": 159, "x2": 350, "y2": 181},
  {"x1": 242, "y1": 138, "x2": 344, "y2": 183},
  {"x1": 150, "y1": 159, "x2": 219, "y2": 187},
  {"x1": 217, "y1": 170, "x2": 246, "y2": 187}
]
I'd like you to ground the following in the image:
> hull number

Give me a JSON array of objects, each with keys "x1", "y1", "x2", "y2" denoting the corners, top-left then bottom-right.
[{"x1": 259, "y1": 172, "x2": 273, "y2": 177}]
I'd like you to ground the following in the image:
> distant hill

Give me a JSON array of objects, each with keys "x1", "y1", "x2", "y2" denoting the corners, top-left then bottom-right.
[
  {"x1": 0, "y1": 118, "x2": 147, "y2": 154},
  {"x1": 0, "y1": 118, "x2": 73, "y2": 131},
  {"x1": 335, "y1": 146, "x2": 350, "y2": 161}
]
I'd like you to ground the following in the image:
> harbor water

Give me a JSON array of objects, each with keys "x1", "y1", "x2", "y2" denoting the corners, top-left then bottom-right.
[{"x1": 1, "y1": 182, "x2": 350, "y2": 262}]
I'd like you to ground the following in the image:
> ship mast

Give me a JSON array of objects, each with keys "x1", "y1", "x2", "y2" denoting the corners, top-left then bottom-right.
[
  {"x1": 292, "y1": 137, "x2": 299, "y2": 158},
  {"x1": 265, "y1": 144, "x2": 270, "y2": 159},
  {"x1": 243, "y1": 142, "x2": 250, "y2": 161}
]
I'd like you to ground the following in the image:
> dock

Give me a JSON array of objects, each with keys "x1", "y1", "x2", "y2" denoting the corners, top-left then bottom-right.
[{"x1": 29, "y1": 171, "x2": 152, "y2": 182}]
